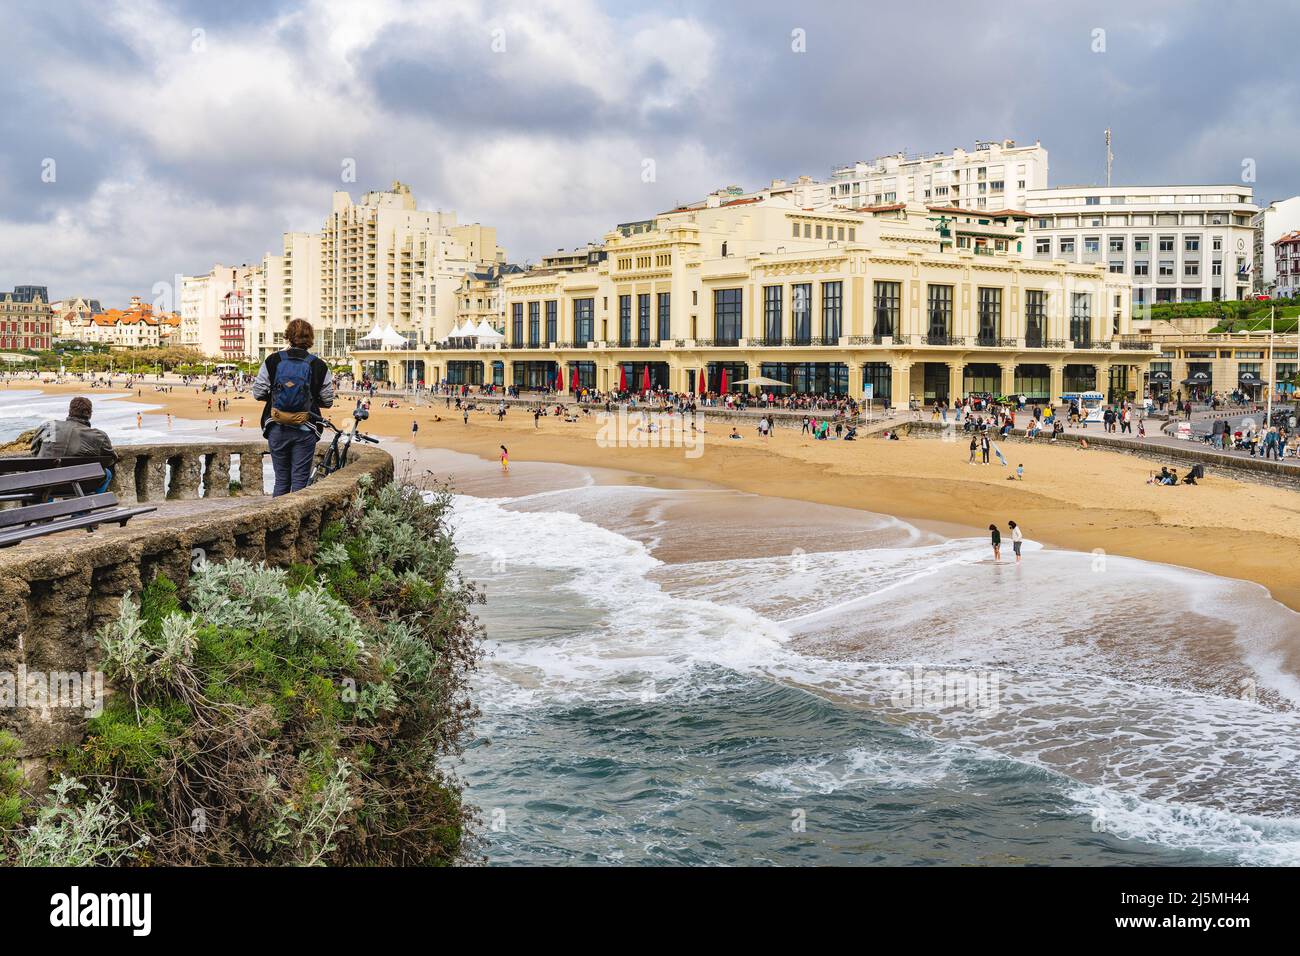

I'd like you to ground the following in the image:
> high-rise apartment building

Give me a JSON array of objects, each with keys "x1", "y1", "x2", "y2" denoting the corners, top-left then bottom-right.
[{"x1": 318, "y1": 181, "x2": 504, "y2": 358}]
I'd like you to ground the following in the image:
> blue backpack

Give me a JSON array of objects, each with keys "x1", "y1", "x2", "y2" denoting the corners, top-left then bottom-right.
[{"x1": 272, "y1": 352, "x2": 315, "y2": 416}]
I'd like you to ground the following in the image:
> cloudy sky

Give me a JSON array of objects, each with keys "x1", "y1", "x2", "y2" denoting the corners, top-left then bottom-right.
[{"x1": 2, "y1": 0, "x2": 1298, "y2": 306}]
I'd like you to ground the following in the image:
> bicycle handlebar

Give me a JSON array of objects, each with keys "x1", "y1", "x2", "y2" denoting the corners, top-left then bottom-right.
[{"x1": 311, "y1": 414, "x2": 379, "y2": 443}]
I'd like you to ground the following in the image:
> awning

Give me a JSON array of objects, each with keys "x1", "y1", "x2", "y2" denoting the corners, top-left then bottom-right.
[
  {"x1": 1238, "y1": 372, "x2": 1263, "y2": 384},
  {"x1": 1149, "y1": 370, "x2": 1171, "y2": 381},
  {"x1": 731, "y1": 376, "x2": 791, "y2": 387}
]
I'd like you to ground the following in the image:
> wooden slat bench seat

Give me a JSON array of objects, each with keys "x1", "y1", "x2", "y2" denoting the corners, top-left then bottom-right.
[
  {"x1": 0, "y1": 462, "x2": 107, "y2": 503},
  {"x1": 0, "y1": 464, "x2": 155, "y2": 547}
]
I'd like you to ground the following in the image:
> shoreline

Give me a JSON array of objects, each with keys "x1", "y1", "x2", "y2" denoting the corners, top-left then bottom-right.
[{"x1": 16, "y1": 379, "x2": 1300, "y2": 616}]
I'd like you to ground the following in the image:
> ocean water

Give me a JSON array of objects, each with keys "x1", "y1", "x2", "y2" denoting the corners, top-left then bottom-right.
[
  {"x1": 0, "y1": 388, "x2": 238, "y2": 445},
  {"x1": 0, "y1": 388, "x2": 279, "y2": 492},
  {"x1": 436, "y1": 449, "x2": 1300, "y2": 866}
]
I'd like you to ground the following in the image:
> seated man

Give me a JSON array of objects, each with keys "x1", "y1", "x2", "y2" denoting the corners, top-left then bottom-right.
[{"x1": 31, "y1": 396, "x2": 117, "y2": 493}]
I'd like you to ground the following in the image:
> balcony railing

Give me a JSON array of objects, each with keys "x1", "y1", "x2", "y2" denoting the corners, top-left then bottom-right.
[
  {"x1": 694, "y1": 338, "x2": 739, "y2": 348},
  {"x1": 922, "y1": 334, "x2": 965, "y2": 346},
  {"x1": 975, "y1": 335, "x2": 1019, "y2": 348}
]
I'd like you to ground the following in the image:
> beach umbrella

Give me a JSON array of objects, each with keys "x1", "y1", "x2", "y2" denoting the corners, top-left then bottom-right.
[
  {"x1": 619, "y1": 364, "x2": 627, "y2": 392},
  {"x1": 720, "y1": 367, "x2": 729, "y2": 394},
  {"x1": 570, "y1": 366, "x2": 578, "y2": 391},
  {"x1": 697, "y1": 368, "x2": 706, "y2": 394},
  {"x1": 642, "y1": 364, "x2": 651, "y2": 394}
]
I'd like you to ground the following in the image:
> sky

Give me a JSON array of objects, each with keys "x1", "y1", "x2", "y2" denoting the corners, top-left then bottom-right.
[{"x1": 2, "y1": 0, "x2": 1298, "y2": 307}]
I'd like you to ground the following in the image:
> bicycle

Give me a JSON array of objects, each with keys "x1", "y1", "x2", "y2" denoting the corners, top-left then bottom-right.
[{"x1": 310, "y1": 401, "x2": 380, "y2": 484}]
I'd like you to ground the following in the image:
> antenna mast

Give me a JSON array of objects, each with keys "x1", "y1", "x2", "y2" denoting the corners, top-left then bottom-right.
[{"x1": 1105, "y1": 128, "x2": 1113, "y2": 187}]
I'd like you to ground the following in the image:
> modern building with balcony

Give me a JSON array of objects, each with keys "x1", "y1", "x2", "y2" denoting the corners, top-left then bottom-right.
[
  {"x1": 1025, "y1": 185, "x2": 1258, "y2": 313},
  {"x1": 1273, "y1": 231, "x2": 1300, "y2": 300},
  {"x1": 1251, "y1": 196, "x2": 1300, "y2": 294},
  {"x1": 351, "y1": 193, "x2": 1154, "y2": 405},
  {"x1": 826, "y1": 140, "x2": 1049, "y2": 214}
]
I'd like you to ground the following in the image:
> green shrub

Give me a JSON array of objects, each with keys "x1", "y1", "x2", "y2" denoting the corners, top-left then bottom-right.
[{"x1": 7, "y1": 478, "x2": 483, "y2": 867}]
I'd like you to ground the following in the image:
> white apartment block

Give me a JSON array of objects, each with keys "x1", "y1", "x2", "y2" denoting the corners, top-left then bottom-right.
[
  {"x1": 318, "y1": 181, "x2": 505, "y2": 358},
  {"x1": 181, "y1": 264, "x2": 253, "y2": 357},
  {"x1": 1025, "y1": 185, "x2": 1258, "y2": 314},
  {"x1": 1251, "y1": 196, "x2": 1300, "y2": 293},
  {"x1": 826, "y1": 140, "x2": 1049, "y2": 213}
]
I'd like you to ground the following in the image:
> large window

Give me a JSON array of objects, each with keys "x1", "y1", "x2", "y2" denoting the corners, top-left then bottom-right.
[
  {"x1": 545, "y1": 300, "x2": 557, "y2": 344},
  {"x1": 759, "y1": 362, "x2": 848, "y2": 395},
  {"x1": 657, "y1": 292, "x2": 671, "y2": 341},
  {"x1": 822, "y1": 281, "x2": 842, "y2": 340},
  {"x1": 619, "y1": 294, "x2": 632, "y2": 347},
  {"x1": 977, "y1": 287, "x2": 1002, "y2": 345},
  {"x1": 863, "y1": 362, "x2": 892, "y2": 406},
  {"x1": 638, "y1": 293, "x2": 651, "y2": 346},
  {"x1": 927, "y1": 285, "x2": 953, "y2": 342},
  {"x1": 574, "y1": 298, "x2": 594, "y2": 344},
  {"x1": 713, "y1": 288, "x2": 742, "y2": 344},
  {"x1": 1070, "y1": 292, "x2": 1092, "y2": 346},
  {"x1": 511, "y1": 302, "x2": 523, "y2": 346},
  {"x1": 528, "y1": 301, "x2": 540, "y2": 347},
  {"x1": 1025, "y1": 290, "x2": 1046, "y2": 347},
  {"x1": 873, "y1": 281, "x2": 899, "y2": 338},
  {"x1": 791, "y1": 283, "x2": 812, "y2": 344},
  {"x1": 763, "y1": 285, "x2": 783, "y2": 344}
]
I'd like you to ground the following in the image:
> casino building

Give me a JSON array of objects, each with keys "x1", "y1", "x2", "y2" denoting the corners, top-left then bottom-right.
[{"x1": 352, "y1": 193, "x2": 1155, "y2": 406}]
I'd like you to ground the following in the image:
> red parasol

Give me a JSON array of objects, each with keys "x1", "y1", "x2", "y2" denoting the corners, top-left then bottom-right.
[
  {"x1": 698, "y1": 367, "x2": 706, "y2": 394},
  {"x1": 642, "y1": 364, "x2": 651, "y2": 394},
  {"x1": 619, "y1": 364, "x2": 627, "y2": 392},
  {"x1": 570, "y1": 366, "x2": 578, "y2": 391},
  {"x1": 720, "y1": 367, "x2": 729, "y2": 394}
]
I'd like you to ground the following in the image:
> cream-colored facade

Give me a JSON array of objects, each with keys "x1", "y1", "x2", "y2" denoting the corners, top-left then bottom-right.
[
  {"x1": 353, "y1": 196, "x2": 1153, "y2": 403},
  {"x1": 1125, "y1": 315, "x2": 1298, "y2": 401}
]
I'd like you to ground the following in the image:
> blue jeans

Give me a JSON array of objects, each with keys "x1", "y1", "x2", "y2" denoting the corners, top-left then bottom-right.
[
  {"x1": 96, "y1": 467, "x2": 113, "y2": 495},
  {"x1": 267, "y1": 424, "x2": 318, "y2": 496}
]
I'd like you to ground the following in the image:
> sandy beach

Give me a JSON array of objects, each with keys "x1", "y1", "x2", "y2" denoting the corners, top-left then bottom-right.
[{"x1": 16, "y1": 378, "x2": 1300, "y2": 617}]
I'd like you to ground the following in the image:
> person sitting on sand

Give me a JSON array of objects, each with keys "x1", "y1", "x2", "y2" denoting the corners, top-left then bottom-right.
[{"x1": 729, "y1": 427, "x2": 742, "y2": 440}]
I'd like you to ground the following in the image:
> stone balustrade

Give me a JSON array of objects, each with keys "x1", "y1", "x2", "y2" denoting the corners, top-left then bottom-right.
[
  {"x1": 0, "y1": 440, "x2": 394, "y2": 775},
  {"x1": 106, "y1": 440, "x2": 269, "y2": 503}
]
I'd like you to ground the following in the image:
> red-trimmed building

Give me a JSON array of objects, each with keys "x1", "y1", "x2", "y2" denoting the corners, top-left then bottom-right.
[
  {"x1": 0, "y1": 285, "x2": 53, "y2": 351},
  {"x1": 1272, "y1": 230, "x2": 1300, "y2": 299}
]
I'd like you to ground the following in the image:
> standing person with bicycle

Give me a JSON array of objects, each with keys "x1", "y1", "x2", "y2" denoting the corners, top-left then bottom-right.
[{"x1": 252, "y1": 318, "x2": 335, "y2": 496}]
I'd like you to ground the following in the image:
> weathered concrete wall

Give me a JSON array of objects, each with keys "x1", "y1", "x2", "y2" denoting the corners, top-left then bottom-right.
[
  {"x1": 0, "y1": 441, "x2": 393, "y2": 770},
  {"x1": 903, "y1": 421, "x2": 1300, "y2": 490}
]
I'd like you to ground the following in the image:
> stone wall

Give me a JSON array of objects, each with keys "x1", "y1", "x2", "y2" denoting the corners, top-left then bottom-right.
[
  {"x1": 903, "y1": 421, "x2": 1300, "y2": 490},
  {"x1": 0, "y1": 441, "x2": 394, "y2": 771}
]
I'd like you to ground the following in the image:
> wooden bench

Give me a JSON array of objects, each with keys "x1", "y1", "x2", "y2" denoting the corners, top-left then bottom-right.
[
  {"x1": 0, "y1": 456, "x2": 103, "y2": 474},
  {"x1": 0, "y1": 464, "x2": 155, "y2": 547}
]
